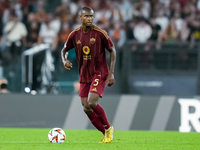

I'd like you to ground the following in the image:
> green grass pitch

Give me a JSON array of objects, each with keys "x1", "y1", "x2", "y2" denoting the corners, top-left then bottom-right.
[{"x1": 0, "y1": 128, "x2": 199, "y2": 150}]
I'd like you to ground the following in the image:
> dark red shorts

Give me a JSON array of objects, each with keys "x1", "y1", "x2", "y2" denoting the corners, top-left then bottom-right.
[{"x1": 79, "y1": 76, "x2": 107, "y2": 98}]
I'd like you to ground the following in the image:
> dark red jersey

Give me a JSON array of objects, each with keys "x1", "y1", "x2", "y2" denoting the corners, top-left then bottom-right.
[{"x1": 64, "y1": 25, "x2": 114, "y2": 83}]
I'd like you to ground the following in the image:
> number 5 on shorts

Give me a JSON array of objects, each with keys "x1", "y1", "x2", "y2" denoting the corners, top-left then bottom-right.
[{"x1": 94, "y1": 79, "x2": 99, "y2": 86}]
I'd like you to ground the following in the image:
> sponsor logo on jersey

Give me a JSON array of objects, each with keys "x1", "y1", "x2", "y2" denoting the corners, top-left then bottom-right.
[
  {"x1": 92, "y1": 88, "x2": 97, "y2": 92},
  {"x1": 90, "y1": 38, "x2": 96, "y2": 44},
  {"x1": 83, "y1": 55, "x2": 91, "y2": 60},
  {"x1": 77, "y1": 40, "x2": 81, "y2": 44},
  {"x1": 83, "y1": 46, "x2": 90, "y2": 55}
]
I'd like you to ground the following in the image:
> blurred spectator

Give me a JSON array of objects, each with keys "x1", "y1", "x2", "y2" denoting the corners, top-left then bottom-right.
[
  {"x1": 131, "y1": 18, "x2": 152, "y2": 52},
  {"x1": 0, "y1": 77, "x2": 10, "y2": 94},
  {"x1": 183, "y1": 1, "x2": 200, "y2": 48},
  {"x1": 132, "y1": 18, "x2": 153, "y2": 68},
  {"x1": 187, "y1": 17, "x2": 200, "y2": 48},
  {"x1": 180, "y1": 19, "x2": 190, "y2": 42},
  {"x1": 61, "y1": 0, "x2": 78, "y2": 16},
  {"x1": 197, "y1": 0, "x2": 200, "y2": 11},
  {"x1": 149, "y1": 17, "x2": 162, "y2": 49},
  {"x1": 165, "y1": 11, "x2": 184, "y2": 42},
  {"x1": 38, "y1": 13, "x2": 59, "y2": 53},
  {"x1": 132, "y1": 0, "x2": 151, "y2": 19},
  {"x1": 1, "y1": 10, "x2": 27, "y2": 65},
  {"x1": 59, "y1": 21, "x2": 72, "y2": 46},
  {"x1": 71, "y1": 12, "x2": 82, "y2": 29},
  {"x1": 125, "y1": 20, "x2": 135, "y2": 40},
  {"x1": 169, "y1": 0, "x2": 182, "y2": 18},
  {"x1": 109, "y1": 21, "x2": 126, "y2": 48},
  {"x1": 179, "y1": 0, "x2": 188, "y2": 8},
  {"x1": 56, "y1": 0, "x2": 78, "y2": 24},
  {"x1": 182, "y1": 1, "x2": 196, "y2": 18},
  {"x1": 34, "y1": 3, "x2": 47, "y2": 23},
  {"x1": 2, "y1": 0, "x2": 23, "y2": 26},
  {"x1": 133, "y1": 18, "x2": 152, "y2": 44},
  {"x1": 118, "y1": 0, "x2": 133, "y2": 22},
  {"x1": 165, "y1": 19, "x2": 178, "y2": 42},
  {"x1": 50, "y1": 13, "x2": 61, "y2": 35},
  {"x1": 151, "y1": 1, "x2": 168, "y2": 17},
  {"x1": 173, "y1": 11, "x2": 184, "y2": 35},
  {"x1": 58, "y1": 21, "x2": 72, "y2": 64},
  {"x1": 27, "y1": 0, "x2": 37, "y2": 13},
  {"x1": 92, "y1": 0, "x2": 111, "y2": 24},
  {"x1": 0, "y1": 0, "x2": 9, "y2": 15},
  {"x1": 159, "y1": 0, "x2": 171, "y2": 7},
  {"x1": 109, "y1": 1, "x2": 124, "y2": 22},
  {"x1": 149, "y1": 17, "x2": 161, "y2": 41},
  {"x1": 37, "y1": 13, "x2": 60, "y2": 94},
  {"x1": 26, "y1": 13, "x2": 41, "y2": 48},
  {"x1": 38, "y1": 13, "x2": 60, "y2": 63},
  {"x1": 155, "y1": 9, "x2": 169, "y2": 42}
]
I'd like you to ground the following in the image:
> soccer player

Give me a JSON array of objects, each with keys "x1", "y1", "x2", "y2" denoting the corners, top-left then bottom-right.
[{"x1": 61, "y1": 6, "x2": 116, "y2": 143}]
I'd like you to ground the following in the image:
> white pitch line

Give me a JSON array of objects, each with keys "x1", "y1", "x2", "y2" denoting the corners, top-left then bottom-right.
[
  {"x1": 0, "y1": 141, "x2": 135, "y2": 144},
  {"x1": 0, "y1": 141, "x2": 49, "y2": 144}
]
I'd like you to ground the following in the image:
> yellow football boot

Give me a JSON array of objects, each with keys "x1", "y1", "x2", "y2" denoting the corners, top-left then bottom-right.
[
  {"x1": 104, "y1": 126, "x2": 114, "y2": 143},
  {"x1": 98, "y1": 136, "x2": 106, "y2": 143}
]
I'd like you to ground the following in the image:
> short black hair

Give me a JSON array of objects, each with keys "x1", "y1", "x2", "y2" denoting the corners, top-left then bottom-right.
[{"x1": 80, "y1": 6, "x2": 93, "y2": 16}]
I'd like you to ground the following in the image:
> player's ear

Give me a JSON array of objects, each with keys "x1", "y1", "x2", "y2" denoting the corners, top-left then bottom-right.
[
  {"x1": 79, "y1": 14, "x2": 83, "y2": 20},
  {"x1": 79, "y1": 10, "x2": 83, "y2": 20}
]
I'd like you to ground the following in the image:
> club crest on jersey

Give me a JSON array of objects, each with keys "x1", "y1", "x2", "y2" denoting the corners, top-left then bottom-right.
[
  {"x1": 90, "y1": 38, "x2": 96, "y2": 44},
  {"x1": 83, "y1": 46, "x2": 90, "y2": 55},
  {"x1": 77, "y1": 40, "x2": 81, "y2": 44}
]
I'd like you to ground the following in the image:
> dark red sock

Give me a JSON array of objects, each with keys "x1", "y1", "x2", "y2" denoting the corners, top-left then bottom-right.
[
  {"x1": 93, "y1": 104, "x2": 110, "y2": 129},
  {"x1": 87, "y1": 111, "x2": 105, "y2": 135}
]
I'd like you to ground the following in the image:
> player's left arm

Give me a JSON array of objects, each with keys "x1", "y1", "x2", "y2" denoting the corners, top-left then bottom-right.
[{"x1": 107, "y1": 46, "x2": 116, "y2": 87}]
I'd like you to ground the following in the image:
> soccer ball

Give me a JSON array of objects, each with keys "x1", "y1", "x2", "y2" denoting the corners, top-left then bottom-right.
[{"x1": 48, "y1": 127, "x2": 66, "y2": 143}]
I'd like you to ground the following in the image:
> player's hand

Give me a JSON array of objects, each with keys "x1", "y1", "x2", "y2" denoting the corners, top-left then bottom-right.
[
  {"x1": 107, "y1": 73, "x2": 114, "y2": 87},
  {"x1": 63, "y1": 60, "x2": 73, "y2": 70}
]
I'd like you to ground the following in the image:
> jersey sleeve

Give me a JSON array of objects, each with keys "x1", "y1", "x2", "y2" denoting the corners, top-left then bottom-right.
[
  {"x1": 102, "y1": 31, "x2": 114, "y2": 51},
  {"x1": 63, "y1": 32, "x2": 74, "y2": 52}
]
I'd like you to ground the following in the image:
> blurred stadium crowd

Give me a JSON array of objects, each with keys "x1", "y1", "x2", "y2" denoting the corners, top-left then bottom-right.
[{"x1": 0, "y1": 0, "x2": 200, "y2": 93}]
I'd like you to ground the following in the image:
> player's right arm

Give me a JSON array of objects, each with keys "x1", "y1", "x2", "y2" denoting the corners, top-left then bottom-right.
[
  {"x1": 61, "y1": 32, "x2": 74, "y2": 70},
  {"x1": 61, "y1": 49, "x2": 73, "y2": 70}
]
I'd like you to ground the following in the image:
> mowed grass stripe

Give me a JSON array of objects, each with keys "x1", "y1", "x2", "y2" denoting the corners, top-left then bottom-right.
[{"x1": 0, "y1": 128, "x2": 199, "y2": 150}]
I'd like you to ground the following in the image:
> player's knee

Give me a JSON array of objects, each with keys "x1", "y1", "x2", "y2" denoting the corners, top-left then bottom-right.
[
  {"x1": 83, "y1": 107, "x2": 93, "y2": 115},
  {"x1": 88, "y1": 101, "x2": 97, "y2": 109}
]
